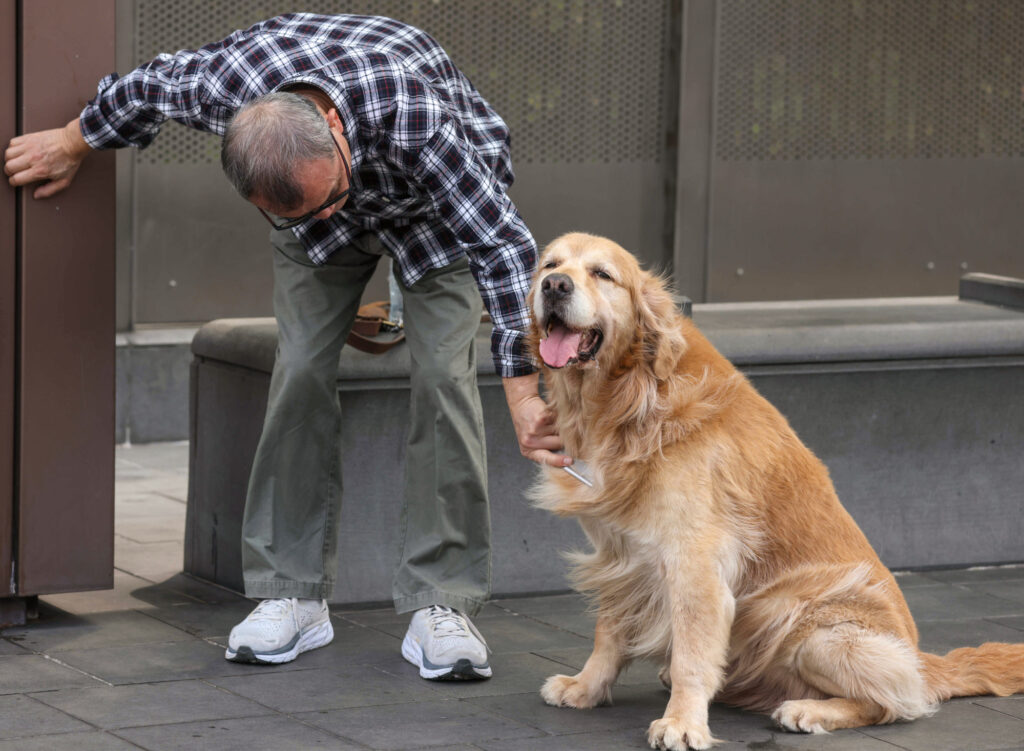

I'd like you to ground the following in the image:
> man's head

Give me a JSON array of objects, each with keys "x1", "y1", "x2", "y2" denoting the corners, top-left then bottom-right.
[{"x1": 221, "y1": 92, "x2": 350, "y2": 224}]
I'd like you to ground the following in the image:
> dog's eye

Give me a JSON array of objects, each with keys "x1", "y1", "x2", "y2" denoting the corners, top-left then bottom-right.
[
  {"x1": 543, "y1": 260, "x2": 559, "y2": 269},
  {"x1": 593, "y1": 268, "x2": 613, "y2": 281}
]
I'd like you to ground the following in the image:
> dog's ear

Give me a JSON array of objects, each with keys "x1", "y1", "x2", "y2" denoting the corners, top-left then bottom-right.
[{"x1": 636, "y1": 272, "x2": 687, "y2": 380}]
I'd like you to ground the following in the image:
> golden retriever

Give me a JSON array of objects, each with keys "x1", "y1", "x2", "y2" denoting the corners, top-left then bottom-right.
[{"x1": 528, "y1": 232, "x2": 1024, "y2": 750}]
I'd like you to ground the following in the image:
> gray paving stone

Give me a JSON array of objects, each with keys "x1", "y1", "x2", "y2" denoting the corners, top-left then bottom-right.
[
  {"x1": 0, "y1": 654, "x2": 104, "y2": 694},
  {"x1": 153, "y1": 573, "x2": 254, "y2": 606},
  {"x1": 114, "y1": 714, "x2": 356, "y2": 750},
  {"x1": 0, "y1": 639, "x2": 29, "y2": 656},
  {"x1": 518, "y1": 611, "x2": 596, "y2": 639},
  {"x1": 892, "y1": 570, "x2": 948, "y2": 588},
  {"x1": 115, "y1": 493, "x2": 186, "y2": 543},
  {"x1": 32, "y1": 679, "x2": 265, "y2": 729},
  {"x1": 477, "y1": 727, "x2": 652, "y2": 750},
  {"x1": 298, "y1": 698, "x2": 543, "y2": 749},
  {"x1": 467, "y1": 685, "x2": 664, "y2": 735},
  {"x1": 492, "y1": 593, "x2": 587, "y2": 617},
  {"x1": 530, "y1": 646, "x2": 664, "y2": 687},
  {"x1": 413, "y1": 651, "x2": 601, "y2": 700},
  {"x1": 0, "y1": 730, "x2": 140, "y2": 751},
  {"x1": 925, "y1": 566, "x2": 1024, "y2": 585},
  {"x1": 3, "y1": 608, "x2": 193, "y2": 653},
  {"x1": 208, "y1": 665, "x2": 439, "y2": 713},
  {"x1": 115, "y1": 536, "x2": 184, "y2": 582},
  {"x1": 960, "y1": 578, "x2": 1024, "y2": 607},
  {"x1": 40, "y1": 569, "x2": 191, "y2": 615},
  {"x1": 52, "y1": 638, "x2": 268, "y2": 684},
  {"x1": 903, "y1": 583, "x2": 1024, "y2": 621},
  {"x1": 116, "y1": 442, "x2": 190, "y2": 475},
  {"x1": 861, "y1": 697, "x2": 1024, "y2": 750},
  {"x1": 916, "y1": 617, "x2": 1024, "y2": 654},
  {"x1": 988, "y1": 614, "x2": 1024, "y2": 635},
  {"x1": 140, "y1": 599, "x2": 259, "y2": 640},
  {"x1": 974, "y1": 695, "x2": 1024, "y2": 721},
  {"x1": 0, "y1": 694, "x2": 92, "y2": 740}
]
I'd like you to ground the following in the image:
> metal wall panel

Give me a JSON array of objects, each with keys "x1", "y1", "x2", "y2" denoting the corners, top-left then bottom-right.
[
  {"x1": 0, "y1": 0, "x2": 16, "y2": 595},
  {"x1": 704, "y1": 0, "x2": 1024, "y2": 302},
  {"x1": 19, "y1": 0, "x2": 116, "y2": 594},
  {"x1": 128, "y1": 0, "x2": 679, "y2": 323}
]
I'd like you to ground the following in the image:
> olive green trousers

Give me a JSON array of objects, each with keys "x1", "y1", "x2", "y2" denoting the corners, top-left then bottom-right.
[{"x1": 241, "y1": 228, "x2": 491, "y2": 616}]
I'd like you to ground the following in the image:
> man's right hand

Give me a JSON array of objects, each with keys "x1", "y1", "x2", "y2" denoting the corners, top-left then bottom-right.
[{"x1": 4, "y1": 118, "x2": 91, "y2": 199}]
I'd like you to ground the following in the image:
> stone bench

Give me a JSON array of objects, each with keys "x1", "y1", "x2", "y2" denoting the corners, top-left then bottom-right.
[{"x1": 185, "y1": 276, "x2": 1024, "y2": 605}]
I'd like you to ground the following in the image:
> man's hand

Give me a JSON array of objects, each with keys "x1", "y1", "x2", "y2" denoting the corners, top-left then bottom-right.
[
  {"x1": 4, "y1": 118, "x2": 91, "y2": 199},
  {"x1": 502, "y1": 372, "x2": 572, "y2": 468}
]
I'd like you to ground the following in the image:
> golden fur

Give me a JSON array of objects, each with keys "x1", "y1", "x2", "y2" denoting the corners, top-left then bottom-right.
[{"x1": 527, "y1": 233, "x2": 1024, "y2": 750}]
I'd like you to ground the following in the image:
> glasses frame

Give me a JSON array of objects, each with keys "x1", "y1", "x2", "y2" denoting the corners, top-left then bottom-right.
[{"x1": 258, "y1": 131, "x2": 351, "y2": 231}]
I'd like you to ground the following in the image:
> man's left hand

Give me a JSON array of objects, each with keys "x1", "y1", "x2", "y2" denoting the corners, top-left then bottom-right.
[{"x1": 502, "y1": 373, "x2": 571, "y2": 468}]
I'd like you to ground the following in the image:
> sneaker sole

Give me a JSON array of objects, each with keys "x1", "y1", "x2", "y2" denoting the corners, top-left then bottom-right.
[
  {"x1": 400, "y1": 632, "x2": 492, "y2": 680},
  {"x1": 225, "y1": 618, "x2": 334, "y2": 665}
]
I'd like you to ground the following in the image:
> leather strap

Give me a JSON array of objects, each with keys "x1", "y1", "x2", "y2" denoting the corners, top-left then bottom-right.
[{"x1": 346, "y1": 301, "x2": 406, "y2": 354}]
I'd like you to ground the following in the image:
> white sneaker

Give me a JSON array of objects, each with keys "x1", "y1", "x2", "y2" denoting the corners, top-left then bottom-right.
[
  {"x1": 401, "y1": 605, "x2": 492, "y2": 680},
  {"x1": 225, "y1": 598, "x2": 333, "y2": 664}
]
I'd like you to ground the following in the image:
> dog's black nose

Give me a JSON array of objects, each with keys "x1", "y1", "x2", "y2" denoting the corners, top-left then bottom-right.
[{"x1": 542, "y1": 273, "x2": 574, "y2": 301}]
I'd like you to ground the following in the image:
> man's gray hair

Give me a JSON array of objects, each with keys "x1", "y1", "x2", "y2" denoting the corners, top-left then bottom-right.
[{"x1": 221, "y1": 92, "x2": 336, "y2": 210}]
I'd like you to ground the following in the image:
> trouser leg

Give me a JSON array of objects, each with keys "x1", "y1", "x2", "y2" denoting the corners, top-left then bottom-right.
[
  {"x1": 392, "y1": 256, "x2": 491, "y2": 617},
  {"x1": 242, "y1": 229, "x2": 379, "y2": 600}
]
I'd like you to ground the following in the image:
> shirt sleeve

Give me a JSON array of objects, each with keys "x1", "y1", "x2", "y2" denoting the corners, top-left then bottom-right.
[
  {"x1": 78, "y1": 50, "x2": 225, "y2": 150},
  {"x1": 409, "y1": 117, "x2": 538, "y2": 378}
]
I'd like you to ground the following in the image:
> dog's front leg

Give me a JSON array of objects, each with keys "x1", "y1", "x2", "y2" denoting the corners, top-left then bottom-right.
[
  {"x1": 647, "y1": 557, "x2": 734, "y2": 751},
  {"x1": 541, "y1": 615, "x2": 626, "y2": 708}
]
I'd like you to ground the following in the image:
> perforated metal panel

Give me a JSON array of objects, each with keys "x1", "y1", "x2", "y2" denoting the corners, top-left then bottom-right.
[
  {"x1": 716, "y1": 0, "x2": 1024, "y2": 161},
  {"x1": 135, "y1": 0, "x2": 671, "y2": 166},
  {"x1": 701, "y1": 0, "x2": 1024, "y2": 302}
]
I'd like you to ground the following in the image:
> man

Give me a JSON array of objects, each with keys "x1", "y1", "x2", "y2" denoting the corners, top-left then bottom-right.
[{"x1": 4, "y1": 13, "x2": 571, "y2": 678}]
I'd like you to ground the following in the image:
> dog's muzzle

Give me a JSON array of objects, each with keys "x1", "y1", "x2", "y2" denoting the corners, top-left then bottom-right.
[{"x1": 538, "y1": 274, "x2": 603, "y2": 369}]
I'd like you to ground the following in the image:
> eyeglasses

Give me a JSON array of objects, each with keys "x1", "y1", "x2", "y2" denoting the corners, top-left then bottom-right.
[{"x1": 258, "y1": 132, "x2": 351, "y2": 231}]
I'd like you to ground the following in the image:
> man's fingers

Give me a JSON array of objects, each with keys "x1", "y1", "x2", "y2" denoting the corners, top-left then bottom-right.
[
  {"x1": 528, "y1": 449, "x2": 573, "y2": 468},
  {"x1": 33, "y1": 179, "x2": 69, "y2": 199},
  {"x1": 4, "y1": 153, "x2": 30, "y2": 179}
]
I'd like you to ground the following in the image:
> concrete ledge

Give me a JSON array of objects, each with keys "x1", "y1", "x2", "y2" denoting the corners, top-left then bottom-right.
[
  {"x1": 185, "y1": 295, "x2": 1024, "y2": 605},
  {"x1": 116, "y1": 327, "x2": 197, "y2": 444}
]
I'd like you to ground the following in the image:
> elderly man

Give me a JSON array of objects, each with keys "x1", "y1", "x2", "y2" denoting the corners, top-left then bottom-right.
[{"x1": 4, "y1": 13, "x2": 570, "y2": 678}]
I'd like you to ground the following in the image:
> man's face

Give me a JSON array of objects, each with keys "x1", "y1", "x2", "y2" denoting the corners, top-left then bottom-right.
[{"x1": 250, "y1": 122, "x2": 351, "y2": 224}]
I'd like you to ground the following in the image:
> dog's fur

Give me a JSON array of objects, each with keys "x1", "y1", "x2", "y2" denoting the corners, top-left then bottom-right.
[{"x1": 528, "y1": 233, "x2": 1024, "y2": 750}]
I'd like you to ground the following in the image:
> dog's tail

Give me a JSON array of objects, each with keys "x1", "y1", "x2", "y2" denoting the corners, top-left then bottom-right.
[{"x1": 920, "y1": 643, "x2": 1024, "y2": 702}]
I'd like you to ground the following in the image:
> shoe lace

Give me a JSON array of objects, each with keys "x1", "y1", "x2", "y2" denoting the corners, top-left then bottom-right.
[
  {"x1": 249, "y1": 598, "x2": 292, "y2": 621},
  {"x1": 425, "y1": 605, "x2": 489, "y2": 651}
]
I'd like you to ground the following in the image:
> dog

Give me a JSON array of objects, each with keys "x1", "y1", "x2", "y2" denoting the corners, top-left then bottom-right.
[{"x1": 528, "y1": 232, "x2": 1024, "y2": 750}]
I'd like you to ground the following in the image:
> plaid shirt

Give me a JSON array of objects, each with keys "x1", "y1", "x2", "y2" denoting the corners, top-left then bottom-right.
[{"x1": 80, "y1": 13, "x2": 537, "y2": 377}]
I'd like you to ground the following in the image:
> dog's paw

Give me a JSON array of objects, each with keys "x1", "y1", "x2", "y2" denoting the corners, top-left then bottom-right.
[
  {"x1": 540, "y1": 674, "x2": 609, "y2": 709},
  {"x1": 772, "y1": 700, "x2": 829, "y2": 734},
  {"x1": 647, "y1": 717, "x2": 716, "y2": 750}
]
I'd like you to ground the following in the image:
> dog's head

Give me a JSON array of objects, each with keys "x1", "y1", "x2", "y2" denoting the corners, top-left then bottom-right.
[{"x1": 528, "y1": 233, "x2": 687, "y2": 380}]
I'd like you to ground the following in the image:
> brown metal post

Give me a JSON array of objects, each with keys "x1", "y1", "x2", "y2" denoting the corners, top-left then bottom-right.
[
  {"x1": 0, "y1": 0, "x2": 16, "y2": 601},
  {"x1": 17, "y1": 0, "x2": 116, "y2": 595}
]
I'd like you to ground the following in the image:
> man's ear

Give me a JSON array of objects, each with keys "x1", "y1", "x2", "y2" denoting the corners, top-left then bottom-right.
[
  {"x1": 326, "y1": 107, "x2": 343, "y2": 132},
  {"x1": 636, "y1": 272, "x2": 687, "y2": 380}
]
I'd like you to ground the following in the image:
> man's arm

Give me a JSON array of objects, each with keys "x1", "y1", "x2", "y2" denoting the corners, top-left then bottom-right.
[
  {"x1": 502, "y1": 372, "x2": 572, "y2": 468},
  {"x1": 4, "y1": 118, "x2": 92, "y2": 199}
]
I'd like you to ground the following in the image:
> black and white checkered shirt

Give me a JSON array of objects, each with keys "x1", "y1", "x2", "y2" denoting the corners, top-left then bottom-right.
[{"x1": 80, "y1": 13, "x2": 537, "y2": 377}]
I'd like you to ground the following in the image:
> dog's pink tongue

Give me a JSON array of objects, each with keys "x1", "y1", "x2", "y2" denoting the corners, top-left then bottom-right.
[{"x1": 540, "y1": 325, "x2": 582, "y2": 368}]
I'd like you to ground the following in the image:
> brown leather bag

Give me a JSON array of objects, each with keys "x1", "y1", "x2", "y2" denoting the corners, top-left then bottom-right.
[{"x1": 346, "y1": 301, "x2": 405, "y2": 354}]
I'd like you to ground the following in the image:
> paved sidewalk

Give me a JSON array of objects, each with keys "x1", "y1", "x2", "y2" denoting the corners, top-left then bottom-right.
[{"x1": 2, "y1": 442, "x2": 1024, "y2": 750}]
